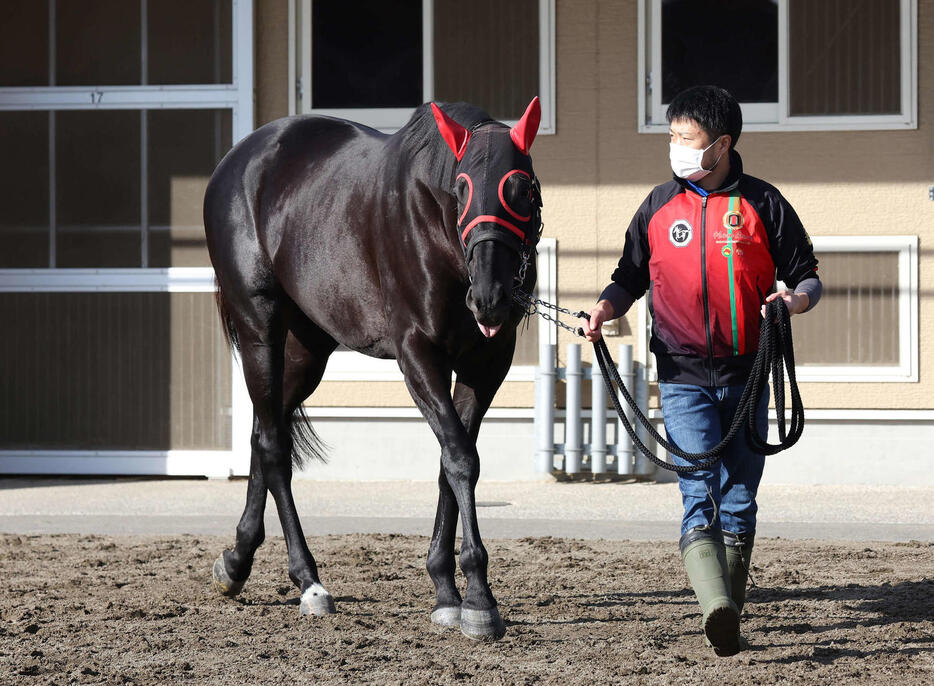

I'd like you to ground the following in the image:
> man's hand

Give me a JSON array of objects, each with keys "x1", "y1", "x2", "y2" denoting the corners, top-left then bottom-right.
[
  {"x1": 761, "y1": 289, "x2": 809, "y2": 318},
  {"x1": 580, "y1": 300, "x2": 615, "y2": 342}
]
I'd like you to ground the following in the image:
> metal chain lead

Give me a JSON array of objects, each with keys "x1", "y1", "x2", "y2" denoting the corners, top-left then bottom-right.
[{"x1": 512, "y1": 289, "x2": 587, "y2": 337}]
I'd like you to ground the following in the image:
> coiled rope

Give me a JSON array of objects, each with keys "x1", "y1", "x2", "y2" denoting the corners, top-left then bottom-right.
[{"x1": 516, "y1": 292, "x2": 804, "y2": 473}]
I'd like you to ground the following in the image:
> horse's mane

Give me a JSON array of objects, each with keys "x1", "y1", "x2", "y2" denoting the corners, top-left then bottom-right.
[{"x1": 394, "y1": 102, "x2": 504, "y2": 191}]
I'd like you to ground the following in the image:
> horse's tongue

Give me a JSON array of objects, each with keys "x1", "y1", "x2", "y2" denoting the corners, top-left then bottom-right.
[{"x1": 478, "y1": 323, "x2": 501, "y2": 338}]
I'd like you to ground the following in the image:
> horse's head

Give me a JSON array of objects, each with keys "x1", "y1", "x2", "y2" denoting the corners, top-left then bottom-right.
[{"x1": 432, "y1": 98, "x2": 543, "y2": 338}]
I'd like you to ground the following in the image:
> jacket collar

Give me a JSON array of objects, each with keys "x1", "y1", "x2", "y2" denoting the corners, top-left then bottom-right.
[{"x1": 674, "y1": 149, "x2": 743, "y2": 196}]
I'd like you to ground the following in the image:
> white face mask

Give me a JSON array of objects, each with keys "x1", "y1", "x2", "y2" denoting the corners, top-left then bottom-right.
[{"x1": 669, "y1": 136, "x2": 725, "y2": 182}]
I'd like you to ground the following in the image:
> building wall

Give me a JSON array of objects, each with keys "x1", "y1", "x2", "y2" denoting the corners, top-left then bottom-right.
[
  {"x1": 255, "y1": 0, "x2": 289, "y2": 127},
  {"x1": 254, "y1": 0, "x2": 934, "y2": 412},
  {"x1": 534, "y1": 0, "x2": 934, "y2": 411}
]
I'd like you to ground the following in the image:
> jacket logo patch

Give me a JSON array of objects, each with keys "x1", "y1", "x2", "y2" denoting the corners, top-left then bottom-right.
[
  {"x1": 723, "y1": 210, "x2": 744, "y2": 231},
  {"x1": 668, "y1": 220, "x2": 693, "y2": 247}
]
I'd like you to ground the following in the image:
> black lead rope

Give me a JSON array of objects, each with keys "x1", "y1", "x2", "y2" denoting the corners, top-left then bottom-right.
[{"x1": 583, "y1": 299, "x2": 804, "y2": 473}]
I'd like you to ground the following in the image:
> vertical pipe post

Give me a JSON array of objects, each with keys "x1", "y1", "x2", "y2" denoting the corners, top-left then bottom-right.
[
  {"x1": 616, "y1": 344, "x2": 635, "y2": 475},
  {"x1": 535, "y1": 342, "x2": 556, "y2": 474},
  {"x1": 633, "y1": 361, "x2": 655, "y2": 476},
  {"x1": 565, "y1": 343, "x2": 583, "y2": 475},
  {"x1": 590, "y1": 357, "x2": 607, "y2": 474}
]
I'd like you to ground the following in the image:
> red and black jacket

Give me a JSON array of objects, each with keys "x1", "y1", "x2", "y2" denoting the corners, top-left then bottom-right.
[{"x1": 612, "y1": 151, "x2": 819, "y2": 386}]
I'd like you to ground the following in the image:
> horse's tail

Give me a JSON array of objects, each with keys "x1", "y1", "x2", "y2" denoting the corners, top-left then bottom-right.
[
  {"x1": 291, "y1": 404, "x2": 329, "y2": 467},
  {"x1": 214, "y1": 281, "x2": 240, "y2": 353}
]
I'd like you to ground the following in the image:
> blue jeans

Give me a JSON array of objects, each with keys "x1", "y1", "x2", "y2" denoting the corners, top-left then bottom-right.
[{"x1": 658, "y1": 382, "x2": 769, "y2": 537}]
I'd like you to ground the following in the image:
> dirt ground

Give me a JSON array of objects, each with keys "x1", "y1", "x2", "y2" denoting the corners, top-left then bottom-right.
[{"x1": 1, "y1": 533, "x2": 932, "y2": 685}]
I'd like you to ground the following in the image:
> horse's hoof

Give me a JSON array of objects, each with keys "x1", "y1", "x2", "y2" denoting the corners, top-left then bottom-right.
[
  {"x1": 212, "y1": 554, "x2": 245, "y2": 597},
  {"x1": 460, "y1": 607, "x2": 506, "y2": 641},
  {"x1": 430, "y1": 606, "x2": 462, "y2": 628},
  {"x1": 299, "y1": 584, "x2": 337, "y2": 616}
]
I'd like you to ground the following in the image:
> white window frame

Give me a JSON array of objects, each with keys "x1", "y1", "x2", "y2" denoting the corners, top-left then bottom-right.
[
  {"x1": 782, "y1": 235, "x2": 919, "y2": 383},
  {"x1": 638, "y1": 0, "x2": 918, "y2": 133},
  {"x1": 321, "y1": 237, "x2": 557, "y2": 382},
  {"x1": 0, "y1": 0, "x2": 254, "y2": 141},
  {"x1": 0, "y1": 0, "x2": 256, "y2": 477},
  {"x1": 288, "y1": 0, "x2": 556, "y2": 134}
]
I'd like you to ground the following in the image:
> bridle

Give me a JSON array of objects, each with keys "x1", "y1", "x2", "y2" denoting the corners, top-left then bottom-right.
[
  {"x1": 458, "y1": 176, "x2": 542, "y2": 291},
  {"x1": 453, "y1": 123, "x2": 544, "y2": 290},
  {"x1": 514, "y1": 176, "x2": 543, "y2": 289}
]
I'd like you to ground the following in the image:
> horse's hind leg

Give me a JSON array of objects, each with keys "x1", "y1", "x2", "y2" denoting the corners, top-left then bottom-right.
[
  {"x1": 213, "y1": 295, "x2": 336, "y2": 615},
  {"x1": 212, "y1": 428, "x2": 267, "y2": 596},
  {"x1": 277, "y1": 326, "x2": 338, "y2": 616},
  {"x1": 213, "y1": 330, "x2": 331, "y2": 598}
]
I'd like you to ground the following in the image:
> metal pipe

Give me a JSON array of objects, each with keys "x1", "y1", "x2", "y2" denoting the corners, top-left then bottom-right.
[
  {"x1": 564, "y1": 343, "x2": 583, "y2": 474},
  {"x1": 590, "y1": 355, "x2": 607, "y2": 474},
  {"x1": 633, "y1": 361, "x2": 655, "y2": 476},
  {"x1": 534, "y1": 342, "x2": 556, "y2": 474},
  {"x1": 616, "y1": 343, "x2": 635, "y2": 475}
]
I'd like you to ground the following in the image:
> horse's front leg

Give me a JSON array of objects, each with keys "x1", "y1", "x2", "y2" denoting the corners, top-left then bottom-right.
[
  {"x1": 427, "y1": 369, "x2": 510, "y2": 630},
  {"x1": 427, "y1": 467, "x2": 462, "y2": 627},
  {"x1": 400, "y1": 342, "x2": 506, "y2": 641}
]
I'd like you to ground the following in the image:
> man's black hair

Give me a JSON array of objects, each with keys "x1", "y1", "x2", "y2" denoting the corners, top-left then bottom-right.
[{"x1": 666, "y1": 86, "x2": 742, "y2": 149}]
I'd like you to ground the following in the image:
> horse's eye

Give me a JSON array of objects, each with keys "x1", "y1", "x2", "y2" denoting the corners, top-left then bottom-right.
[
  {"x1": 505, "y1": 176, "x2": 532, "y2": 210},
  {"x1": 455, "y1": 176, "x2": 470, "y2": 205}
]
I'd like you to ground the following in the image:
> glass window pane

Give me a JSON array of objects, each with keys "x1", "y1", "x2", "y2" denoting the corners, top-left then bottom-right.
[
  {"x1": 661, "y1": 0, "x2": 778, "y2": 104},
  {"x1": 148, "y1": 0, "x2": 232, "y2": 85},
  {"x1": 789, "y1": 0, "x2": 901, "y2": 116},
  {"x1": 433, "y1": 0, "x2": 539, "y2": 120},
  {"x1": 148, "y1": 110, "x2": 232, "y2": 267},
  {"x1": 0, "y1": 0, "x2": 49, "y2": 86},
  {"x1": 0, "y1": 112, "x2": 50, "y2": 267},
  {"x1": 311, "y1": 0, "x2": 422, "y2": 108},
  {"x1": 56, "y1": 0, "x2": 141, "y2": 86},
  {"x1": 56, "y1": 111, "x2": 141, "y2": 267},
  {"x1": 793, "y1": 252, "x2": 900, "y2": 366}
]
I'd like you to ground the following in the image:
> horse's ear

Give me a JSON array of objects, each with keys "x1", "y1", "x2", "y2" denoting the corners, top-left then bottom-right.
[
  {"x1": 510, "y1": 96, "x2": 541, "y2": 155},
  {"x1": 431, "y1": 103, "x2": 471, "y2": 161}
]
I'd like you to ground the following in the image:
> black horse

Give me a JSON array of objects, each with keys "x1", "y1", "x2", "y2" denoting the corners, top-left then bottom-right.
[{"x1": 203, "y1": 98, "x2": 543, "y2": 641}]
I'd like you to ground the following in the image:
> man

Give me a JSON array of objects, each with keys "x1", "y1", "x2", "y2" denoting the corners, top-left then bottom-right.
[{"x1": 581, "y1": 86, "x2": 821, "y2": 656}]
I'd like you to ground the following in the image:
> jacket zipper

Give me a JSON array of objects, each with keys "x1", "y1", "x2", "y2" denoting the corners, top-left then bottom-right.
[{"x1": 699, "y1": 195, "x2": 715, "y2": 386}]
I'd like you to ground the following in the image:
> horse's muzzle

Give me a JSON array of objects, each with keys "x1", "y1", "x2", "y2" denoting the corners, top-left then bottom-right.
[
  {"x1": 466, "y1": 283, "x2": 510, "y2": 338},
  {"x1": 463, "y1": 235, "x2": 521, "y2": 339}
]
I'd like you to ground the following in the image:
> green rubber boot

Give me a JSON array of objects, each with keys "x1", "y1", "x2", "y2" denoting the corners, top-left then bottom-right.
[
  {"x1": 724, "y1": 531, "x2": 755, "y2": 614},
  {"x1": 680, "y1": 533, "x2": 740, "y2": 657},
  {"x1": 724, "y1": 531, "x2": 755, "y2": 651}
]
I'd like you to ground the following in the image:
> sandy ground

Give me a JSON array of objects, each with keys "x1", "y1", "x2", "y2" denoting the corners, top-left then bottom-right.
[{"x1": 2, "y1": 532, "x2": 932, "y2": 685}]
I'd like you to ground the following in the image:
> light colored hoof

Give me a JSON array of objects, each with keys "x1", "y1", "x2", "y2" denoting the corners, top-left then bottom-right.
[
  {"x1": 460, "y1": 607, "x2": 506, "y2": 641},
  {"x1": 430, "y1": 606, "x2": 462, "y2": 628},
  {"x1": 212, "y1": 555, "x2": 245, "y2": 597},
  {"x1": 299, "y1": 584, "x2": 337, "y2": 616}
]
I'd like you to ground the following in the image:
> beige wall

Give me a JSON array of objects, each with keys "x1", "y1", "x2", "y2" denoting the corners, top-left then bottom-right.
[
  {"x1": 255, "y1": 0, "x2": 290, "y2": 126},
  {"x1": 255, "y1": 0, "x2": 934, "y2": 410},
  {"x1": 531, "y1": 0, "x2": 934, "y2": 410}
]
